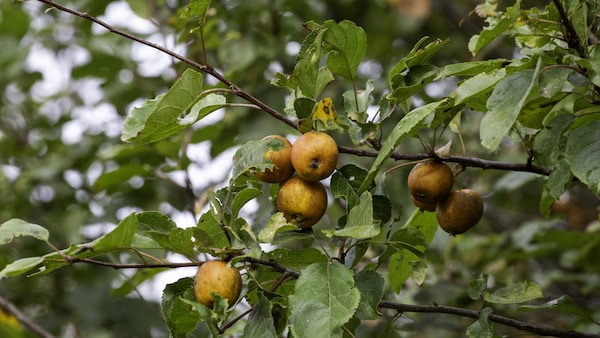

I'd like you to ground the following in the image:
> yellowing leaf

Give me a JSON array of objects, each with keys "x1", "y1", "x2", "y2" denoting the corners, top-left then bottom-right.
[{"x1": 312, "y1": 97, "x2": 341, "y2": 130}]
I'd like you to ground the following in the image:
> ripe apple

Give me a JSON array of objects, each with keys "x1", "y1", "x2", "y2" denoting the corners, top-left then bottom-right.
[
  {"x1": 277, "y1": 176, "x2": 327, "y2": 228},
  {"x1": 255, "y1": 135, "x2": 295, "y2": 183},
  {"x1": 291, "y1": 131, "x2": 338, "y2": 182},
  {"x1": 408, "y1": 160, "x2": 453, "y2": 204},
  {"x1": 194, "y1": 260, "x2": 242, "y2": 308},
  {"x1": 436, "y1": 189, "x2": 483, "y2": 235}
]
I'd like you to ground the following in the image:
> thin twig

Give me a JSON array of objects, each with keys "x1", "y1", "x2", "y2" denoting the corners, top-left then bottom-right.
[
  {"x1": 0, "y1": 296, "x2": 56, "y2": 338},
  {"x1": 36, "y1": 0, "x2": 297, "y2": 130},
  {"x1": 378, "y1": 301, "x2": 600, "y2": 338},
  {"x1": 552, "y1": 0, "x2": 586, "y2": 58}
]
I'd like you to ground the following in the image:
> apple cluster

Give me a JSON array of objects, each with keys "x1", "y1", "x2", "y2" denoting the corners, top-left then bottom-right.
[
  {"x1": 255, "y1": 131, "x2": 339, "y2": 229},
  {"x1": 408, "y1": 160, "x2": 483, "y2": 235}
]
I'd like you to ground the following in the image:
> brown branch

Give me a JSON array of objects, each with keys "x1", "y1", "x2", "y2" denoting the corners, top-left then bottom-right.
[
  {"x1": 35, "y1": 0, "x2": 297, "y2": 130},
  {"x1": 338, "y1": 145, "x2": 553, "y2": 176},
  {"x1": 0, "y1": 296, "x2": 56, "y2": 338},
  {"x1": 379, "y1": 301, "x2": 600, "y2": 338}
]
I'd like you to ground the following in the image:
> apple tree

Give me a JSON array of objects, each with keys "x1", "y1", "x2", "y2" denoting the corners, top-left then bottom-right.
[{"x1": 1, "y1": 0, "x2": 599, "y2": 337}]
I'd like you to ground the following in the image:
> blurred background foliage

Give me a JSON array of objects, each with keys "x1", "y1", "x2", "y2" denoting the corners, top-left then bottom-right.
[{"x1": 1, "y1": 0, "x2": 599, "y2": 337}]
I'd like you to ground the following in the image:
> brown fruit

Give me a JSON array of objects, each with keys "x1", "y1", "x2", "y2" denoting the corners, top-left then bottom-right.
[
  {"x1": 255, "y1": 135, "x2": 295, "y2": 183},
  {"x1": 436, "y1": 189, "x2": 483, "y2": 235},
  {"x1": 277, "y1": 176, "x2": 327, "y2": 228},
  {"x1": 194, "y1": 260, "x2": 242, "y2": 308},
  {"x1": 408, "y1": 160, "x2": 453, "y2": 204},
  {"x1": 291, "y1": 131, "x2": 338, "y2": 182},
  {"x1": 411, "y1": 195, "x2": 436, "y2": 212}
]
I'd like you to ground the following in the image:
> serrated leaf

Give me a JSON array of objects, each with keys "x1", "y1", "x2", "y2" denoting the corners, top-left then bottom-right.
[
  {"x1": 480, "y1": 59, "x2": 541, "y2": 150},
  {"x1": 289, "y1": 261, "x2": 361, "y2": 338},
  {"x1": 354, "y1": 270, "x2": 384, "y2": 320},
  {"x1": 0, "y1": 219, "x2": 49, "y2": 244},
  {"x1": 358, "y1": 99, "x2": 446, "y2": 194},
  {"x1": 161, "y1": 277, "x2": 201, "y2": 338},
  {"x1": 436, "y1": 59, "x2": 507, "y2": 79},
  {"x1": 545, "y1": 160, "x2": 572, "y2": 199},
  {"x1": 468, "y1": 5, "x2": 520, "y2": 55},
  {"x1": 405, "y1": 208, "x2": 438, "y2": 246},
  {"x1": 0, "y1": 257, "x2": 45, "y2": 280},
  {"x1": 388, "y1": 250, "x2": 414, "y2": 293},
  {"x1": 323, "y1": 192, "x2": 380, "y2": 239},
  {"x1": 258, "y1": 213, "x2": 299, "y2": 243},
  {"x1": 231, "y1": 139, "x2": 281, "y2": 181},
  {"x1": 194, "y1": 210, "x2": 230, "y2": 249},
  {"x1": 533, "y1": 113, "x2": 574, "y2": 166},
  {"x1": 466, "y1": 307, "x2": 494, "y2": 338},
  {"x1": 244, "y1": 292, "x2": 278, "y2": 338},
  {"x1": 455, "y1": 69, "x2": 505, "y2": 106},
  {"x1": 565, "y1": 119, "x2": 600, "y2": 196},
  {"x1": 232, "y1": 187, "x2": 261, "y2": 220},
  {"x1": 322, "y1": 20, "x2": 367, "y2": 80},
  {"x1": 468, "y1": 274, "x2": 489, "y2": 300},
  {"x1": 331, "y1": 164, "x2": 369, "y2": 209},
  {"x1": 343, "y1": 80, "x2": 374, "y2": 123},
  {"x1": 121, "y1": 69, "x2": 225, "y2": 144},
  {"x1": 94, "y1": 212, "x2": 139, "y2": 251},
  {"x1": 388, "y1": 37, "x2": 447, "y2": 84},
  {"x1": 483, "y1": 281, "x2": 543, "y2": 304}
]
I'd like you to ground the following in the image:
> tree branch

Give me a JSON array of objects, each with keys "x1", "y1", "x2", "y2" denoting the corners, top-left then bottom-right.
[
  {"x1": 0, "y1": 296, "x2": 56, "y2": 338},
  {"x1": 35, "y1": 0, "x2": 297, "y2": 130},
  {"x1": 338, "y1": 145, "x2": 553, "y2": 176},
  {"x1": 378, "y1": 301, "x2": 600, "y2": 338},
  {"x1": 552, "y1": 0, "x2": 586, "y2": 58}
]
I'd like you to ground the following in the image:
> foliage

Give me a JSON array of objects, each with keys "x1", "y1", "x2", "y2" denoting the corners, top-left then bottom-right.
[{"x1": 1, "y1": 0, "x2": 600, "y2": 337}]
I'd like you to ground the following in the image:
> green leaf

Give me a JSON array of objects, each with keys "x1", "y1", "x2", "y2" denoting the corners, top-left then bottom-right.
[
  {"x1": 161, "y1": 277, "x2": 201, "y2": 338},
  {"x1": 0, "y1": 257, "x2": 45, "y2": 280},
  {"x1": 121, "y1": 69, "x2": 225, "y2": 144},
  {"x1": 388, "y1": 37, "x2": 447, "y2": 85},
  {"x1": 289, "y1": 261, "x2": 361, "y2": 338},
  {"x1": 353, "y1": 270, "x2": 384, "y2": 320},
  {"x1": 565, "y1": 120, "x2": 600, "y2": 196},
  {"x1": 466, "y1": 307, "x2": 494, "y2": 338},
  {"x1": 358, "y1": 99, "x2": 446, "y2": 194},
  {"x1": 323, "y1": 192, "x2": 380, "y2": 239},
  {"x1": 404, "y1": 208, "x2": 438, "y2": 246},
  {"x1": 343, "y1": 80, "x2": 374, "y2": 123},
  {"x1": 436, "y1": 59, "x2": 507, "y2": 79},
  {"x1": 293, "y1": 29, "x2": 334, "y2": 99},
  {"x1": 483, "y1": 281, "x2": 543, "y2": 304},
  {"x1": 387, "y1": 251, "x2": 414, "y2": 293},
  {"x1": 258, "y1": 213, "x2": 299, "y2": 243},
  {"x1": 545, "y1": 160, "x2": 572, "y2": 199},
  {"x1": 194, "y1": 210, "x2": 230, "y2": 249},
  {"x1": 244, "y1": 292, "x2": 278, "y2": 338},
  {"x1": 322, "y1": 20, "x2": 367, "y2": 80},
  {"x1": 454, "y1": 69, "x2": 505, "y2": 106},
  {"x1": 520, "y1": 295, "x2": 595, "y2": 320},
  {"x1": 0, "y1": 218, "x2": 49, "y2": 244},
  {"x1": 330, "y1": 164, "x2": 369, "y2": 209},
  {"x1": 94, "y1": 212, "x2": 139, "y2": 251},
  {"x1": 533, "y1": 113, "x2": 574, "y2": 166},
  {"x1": 468, "y1": 5, "x2": 520, "y2": 55},
  {"x1": 232, "y1": 187, "x2": 261, "y2": 220},
  {"x1": 231, "y1": 139, "x2": 282, "y2": 181},
  {"x1": 93, "y1": 164, "x2": 154, "y2": 192},
  {"x1": 468, "y1": 274, "x2": 489, "y2": 300},
  {"x1": 480, "y1": 59, "x2": 542, "y2": 150}
]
